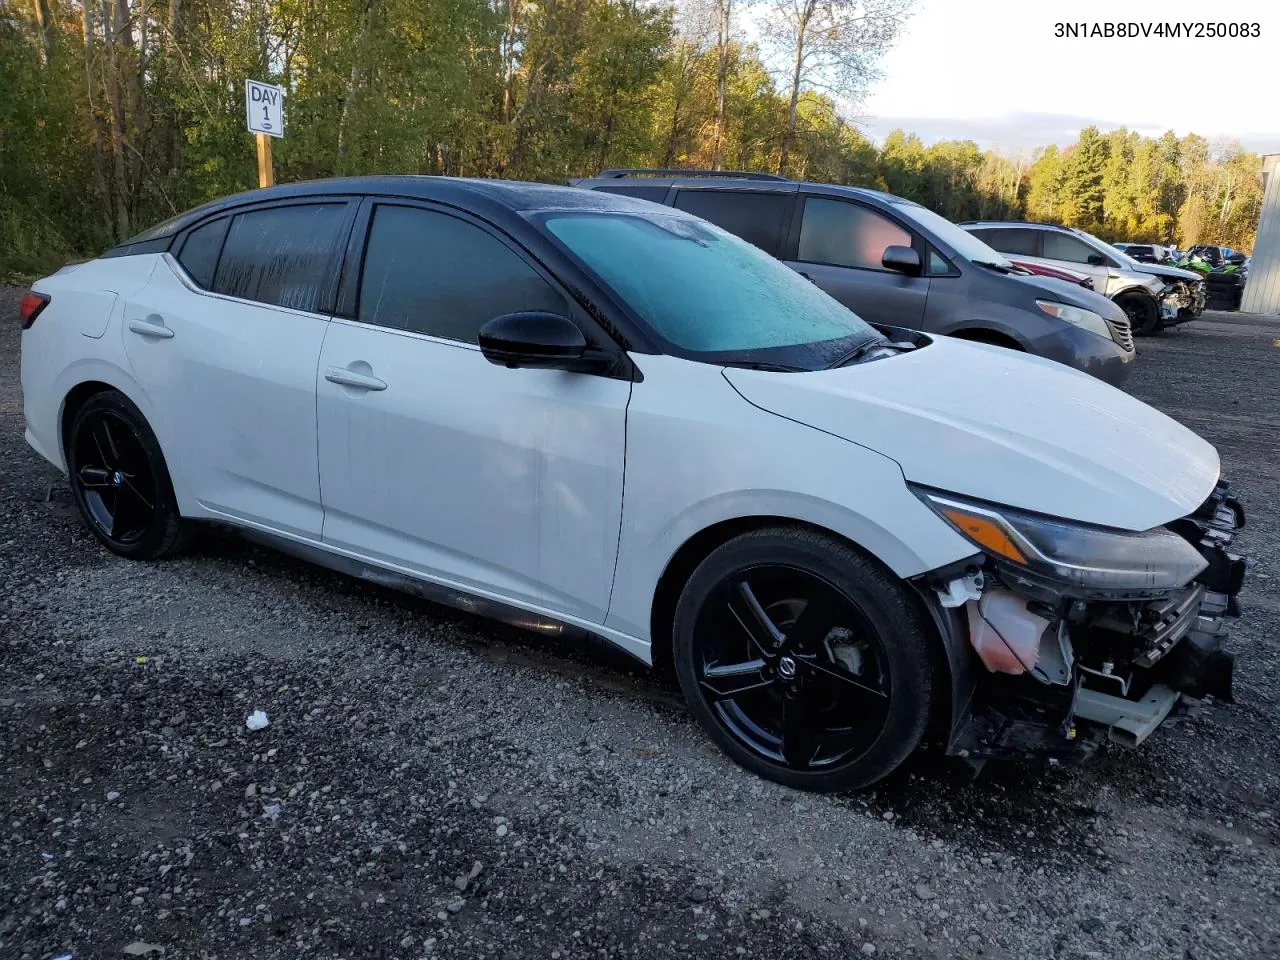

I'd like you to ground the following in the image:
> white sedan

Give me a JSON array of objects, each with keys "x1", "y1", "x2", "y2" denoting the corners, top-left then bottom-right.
[{"x1": 19, "y1": 177, "x2": 1246, "y2": 791}]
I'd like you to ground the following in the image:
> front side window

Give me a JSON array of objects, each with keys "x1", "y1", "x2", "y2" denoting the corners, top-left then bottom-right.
[
  {"x1": 797, "y1": 198, "x2": 913, "y2": 271},
  {"x1": 543, "y1": 211, "x2": 875, "y2": 358},
  {"x1": 1043, "y1": 232, "x2": 1105, "y2": 265},
  {"x1": 358, "y1": 204, "x2": 567, "y2": 343},
  {"x1": 213, "y1": 203, "x2": 348, "y2": 311}
]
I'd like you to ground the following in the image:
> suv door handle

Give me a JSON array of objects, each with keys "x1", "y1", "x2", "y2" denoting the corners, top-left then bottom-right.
[
  {"x1": 128, "y1": 315, "x2": 175, "y2": 339},
  {"x1": 324, "y1": 365, "x2": 387, "y2": 391}
]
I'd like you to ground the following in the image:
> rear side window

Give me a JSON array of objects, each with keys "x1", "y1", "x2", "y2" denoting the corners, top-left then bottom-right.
[
  {"x1": 672, "y1": 190, "x2": 791, "y2": 255},
  {"x1": 358, "y1": 204, "x2": 567, "y2": 343},
  {"x1": 797, "y1": 198, "x2": 912, "y2": 271},
  {"x1": 1043, "y1": 232, "x2": 1104, "y2": 265},
  {"x1": 974, "y1": 227, "x2": 1039, "y2": 256},
  {"x1": 213, "y1": 203, "x2": 348, "y2": 312},
  {"x1": 177, "y1": 217, "x2": 229, "y2": 288},
  {"x1": 590, "y1": 183, "x2": 671, "y2": 204}
]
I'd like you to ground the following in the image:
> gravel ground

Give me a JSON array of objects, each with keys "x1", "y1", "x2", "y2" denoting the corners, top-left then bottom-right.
[{"x1": 3, "y1": 288, "x2": 1279, "y2": 960}]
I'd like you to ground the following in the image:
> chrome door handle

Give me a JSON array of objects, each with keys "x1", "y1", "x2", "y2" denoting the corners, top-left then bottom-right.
[
  {"x1": 324, "y1": 366, "x2": 387, "y2": 391},
  {"x1": 128, "y1": 316, "x2": 174, "y2": 339}
]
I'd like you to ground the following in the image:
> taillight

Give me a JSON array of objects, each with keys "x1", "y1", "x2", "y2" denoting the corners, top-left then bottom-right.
[{"x1": 19, "y1": 291, "x2": 50, "y2": 330}]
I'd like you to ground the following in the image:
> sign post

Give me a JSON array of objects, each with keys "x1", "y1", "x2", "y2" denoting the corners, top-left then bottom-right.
[{"x1": 245, "y1": 79, "x2": 285, "y2": 189}]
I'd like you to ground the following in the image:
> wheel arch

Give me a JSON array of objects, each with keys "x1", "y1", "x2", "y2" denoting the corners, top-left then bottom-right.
[
  {"x1": 647, "y1": 515, "x2": 974, "y2": 748},
  {"x1": 53, "y1": 363, "x2": 195, "y2": 511},
  {"x1": 946, "y1": 327, "x2": 1024, "y2": 351}
]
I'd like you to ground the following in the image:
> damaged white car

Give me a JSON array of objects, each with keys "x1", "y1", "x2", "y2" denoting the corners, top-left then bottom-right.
[{"x1": 19, "y1": 178, "x2": 1246, "y2": 792}]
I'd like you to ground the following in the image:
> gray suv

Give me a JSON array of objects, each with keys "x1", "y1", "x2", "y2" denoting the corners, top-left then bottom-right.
[
  {"x1": 573, "y1": 170, "x2": 1135, "y2": 386},
  {"x1": 962, "y1": 221, "x2": 1206, "y2": 333}
]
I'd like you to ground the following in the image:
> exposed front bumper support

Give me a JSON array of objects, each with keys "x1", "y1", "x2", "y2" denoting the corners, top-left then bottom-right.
[{"x1": 1074, "y1": 683, "x2": 1179, "y2": 746}]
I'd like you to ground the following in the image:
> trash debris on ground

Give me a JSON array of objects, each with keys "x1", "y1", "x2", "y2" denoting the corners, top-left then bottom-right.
[
  {"x1": 245, "y1": 710, "x2": 269, "y2": 731},
  {"x1": 122, "y1": 943, "x2": 166, "y2": 956}
]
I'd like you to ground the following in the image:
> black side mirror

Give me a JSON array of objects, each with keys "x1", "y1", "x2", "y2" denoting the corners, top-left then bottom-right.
[
  {"x1": 478, "y1": 311, "x2": 587, "y2": 369},
  {"x1": 881, "y1": 245, "x2": 922, "y2": 276},
  {"x1": 1086, "y1": 254, "x2": 1107, "y2": 266}
]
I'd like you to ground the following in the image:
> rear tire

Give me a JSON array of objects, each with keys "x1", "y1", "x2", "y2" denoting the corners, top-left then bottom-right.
[
  {"x1": 66, "y1": 391, "x2": 186, "y2": 560},
  {"x1": 672, "y1": 526, "x2": 936, "y2": 793}
]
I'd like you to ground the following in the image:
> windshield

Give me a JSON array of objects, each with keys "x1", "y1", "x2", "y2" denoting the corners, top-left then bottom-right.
[
  {"x1": 542, "y1": 211, "x2": 878, "y2": 363},
  {"x1": 890, "y1": 201, "x2": 1012, "y2": 267},
  {"x1": 1072, "y1": 227, "x2": 1137, "y2": 267}
]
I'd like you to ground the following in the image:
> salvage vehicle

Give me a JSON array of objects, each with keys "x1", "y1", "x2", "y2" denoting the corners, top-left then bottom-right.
[
  {"x1": 20, "y1": 177, "x2": 1246, "y2": 792},
  {"x1": 1006, "y1": 258, "x2": 1093, "y2": 289},
  {"x1": 573, "y1": 170, "x2": 1134, "y2": 386},
  {"x1": 963, "y1": 221, "x2": 1206, "y2": 334}
]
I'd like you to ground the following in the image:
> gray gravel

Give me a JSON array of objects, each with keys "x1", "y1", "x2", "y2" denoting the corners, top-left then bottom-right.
[{"x1": 3, "y1": 288, "x2": 1279, "y2": 959}]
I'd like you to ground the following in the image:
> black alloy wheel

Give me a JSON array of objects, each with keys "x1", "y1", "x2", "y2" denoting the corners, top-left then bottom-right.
[
  {"x1": 1116, "y1": 292, "x2": 1161, "y2": 335},
  {"x1": 673, "y1": 527, "x2": 936, "y2": 793},
  {"x1": 67, "y1": 392, "x2": 186, "y2": 559}
]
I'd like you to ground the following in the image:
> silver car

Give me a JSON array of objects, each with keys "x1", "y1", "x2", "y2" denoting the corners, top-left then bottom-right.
[{"x1": 962, "y1": 222, "x2": 1205, "y2": 334}]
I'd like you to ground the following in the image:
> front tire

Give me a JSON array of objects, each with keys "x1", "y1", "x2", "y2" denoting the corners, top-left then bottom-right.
[
  {"x1": 1116, "y1": 292, "x2": 1160, "y2": 335},
  {"x1": 66, "y1": 391, "x2": 186, "y2": 560},
  {"x1": 672, "y1": 527, "x2": 936, "y2": 793}
]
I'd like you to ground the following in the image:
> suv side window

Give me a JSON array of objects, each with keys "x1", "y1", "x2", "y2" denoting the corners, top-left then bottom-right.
[
  {"x1": 672, "y1": 189, "x2": 791, "y2": 255},
  {"x1": 177, "y1": 216, "x2": 230, "y2": 288},
  {"x1": 1042, "y1": 231, "x2": 1106, "y2": 265},
  {"x1": 358, "y1": 204, "x2": 567, "y2": 343},
  {"x1": 213, "y1": 203, "x2": 349, "y2": 311},
  {"x1": 797, "y1": 197, "x2": 913, "y2": 271},
  {"x1": 590, "y1": 183, "x2": 671, "y2": 204},
  {"x1": 973, "y1": 227, "x2": 1039, "y2": 256}
]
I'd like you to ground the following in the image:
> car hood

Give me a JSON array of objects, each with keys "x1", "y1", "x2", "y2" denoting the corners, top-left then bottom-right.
[
  {"x1": 724, "y1": 337, "x2": 1220, "y2": 532},
  {"x1": 1130, "y1": 262, "x2": 1204, "y2": 283}
]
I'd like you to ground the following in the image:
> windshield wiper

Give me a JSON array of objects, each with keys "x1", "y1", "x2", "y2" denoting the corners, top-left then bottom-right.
[
  {"x1": 720, "y1": 360, "x2": 808, "y2": 373},
  {"x1": 824, "y1": 338, "x2": 889, "y2": 370}
]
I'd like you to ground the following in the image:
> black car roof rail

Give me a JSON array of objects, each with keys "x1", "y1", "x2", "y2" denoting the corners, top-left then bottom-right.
[
  {"x1": 594, "y1": 168, "x2": 791, "y2": 182},
  {"x1": 958, "y1": 219, "x2": 1068, "y2": 229}
]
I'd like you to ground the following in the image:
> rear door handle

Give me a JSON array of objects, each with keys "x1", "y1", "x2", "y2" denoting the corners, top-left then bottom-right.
[
  {"x1": 128, "y1": 315, "x2": 175, "y2": 339},
  {"x1": 324, "y1": 365, "x2": 387, "y2": 391}
]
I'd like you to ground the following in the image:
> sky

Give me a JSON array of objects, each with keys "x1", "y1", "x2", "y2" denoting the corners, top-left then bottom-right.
[{"x1": 855, "y1": 0, "x2": 1280, "y2": 155}]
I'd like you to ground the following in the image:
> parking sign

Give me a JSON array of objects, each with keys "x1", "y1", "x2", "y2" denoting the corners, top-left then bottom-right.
[{"x1": 245, "y1": 80, "x2": 284, "y2": 138}]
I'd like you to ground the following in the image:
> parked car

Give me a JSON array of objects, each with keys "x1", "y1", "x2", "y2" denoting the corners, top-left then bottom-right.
[
  {"x1": 1007, "y1": 258, "x2": 1094, "y2": 289},
  {"x1": 20, "y1": 176, "x2": 1246, "y2": 793},
  {"x1": 1119, "y1": 243, "x2": 1175, "y2": 264},
  {"x1": 961, "y1": 221, "x2": 1206, "y2": 333},
  {"x1": 573, "y1": 170, "x2": 1134, "y2": 385}
]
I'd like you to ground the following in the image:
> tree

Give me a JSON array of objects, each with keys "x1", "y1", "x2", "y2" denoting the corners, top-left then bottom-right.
[{"x1": 763, "y1": 0, "x2": 912, "y2": 175}]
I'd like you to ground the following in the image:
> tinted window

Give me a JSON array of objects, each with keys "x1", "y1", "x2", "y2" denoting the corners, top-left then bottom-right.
[
  {"x1": 927, "y1": 249, "x2": 951, "y2": 275},
  {"x1": 177, "y1": 217, "x2": 229, "y2": 288},
  {"x1": 974, "y1": 227, "x2": 1039, "y2": 256},
  {"x1": 359, "y1": 205, "x2": 566, "y2": 343},
  {"x1": 591, "y1": 183, "x2": 671, "y2": 204},
  {"x1": 672, "y1": 190, "x2": 791, "y2": 255},
  {"x1": 545, "y1": 212, "x2": 874, "y2": 355},
  {"x1": 797, "y1": 198, "x2": 913, "y2": 270},
  {"x1": 213, "y1": 203, "x2": 347, "y2": 311},
  {"x1": 1043, "y1": 232, "x2": 1105, "y2": 265}
]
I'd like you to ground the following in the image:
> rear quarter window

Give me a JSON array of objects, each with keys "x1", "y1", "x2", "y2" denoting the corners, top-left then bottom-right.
[{"x1": 176, "y1": 217, "x2": 230, "y2": 288}]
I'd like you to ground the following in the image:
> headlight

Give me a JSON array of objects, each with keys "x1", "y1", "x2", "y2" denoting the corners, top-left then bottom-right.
[
  {"x1": 1035, "y1": 300, "x2": 1112, "y2": 341},
  {"x1": 913, "y1": 488, "x2": 1208, "y2": 595}
]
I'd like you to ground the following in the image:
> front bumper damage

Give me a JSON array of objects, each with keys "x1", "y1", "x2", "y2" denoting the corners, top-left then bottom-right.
[
  {"x1": 933, "y1": 480, "x2": 1245, "y2": 764},
  {"x1": 1161, "y1": 278, "x2": 1207, "y2": 324}
]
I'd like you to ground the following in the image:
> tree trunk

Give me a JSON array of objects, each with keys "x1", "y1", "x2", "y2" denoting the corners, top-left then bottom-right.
[
  {"x1": 776, "y1": 0, "x2": 812, "y2": 177},
  {"x1": 102, "y1": 0, "x2": 131, "y2": 238},
  {"x1": 500, "y1": 0, "x2": 520, "y2": 124},
  {"x1": 82, "y1": 2, "x2": 113, "y2": 236},
  {"x1": 711, "y1": 0, "x2": 732, "y2": 170},
  {"x1": 337, "y1": 0, "x2": 377, "y2": 173},
  {"x1": 32, "y1": 0, "x2": 54, "y2": 63}
]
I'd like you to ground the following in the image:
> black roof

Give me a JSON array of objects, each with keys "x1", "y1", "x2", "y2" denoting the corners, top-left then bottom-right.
[{"x1": 124, "y1": 175, "x2": 672, "y2": 246}]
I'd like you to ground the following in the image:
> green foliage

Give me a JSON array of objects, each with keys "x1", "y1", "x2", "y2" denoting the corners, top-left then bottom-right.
[{"x1": 0, "y1": 0, "x2": 1266, "y2": 272}]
